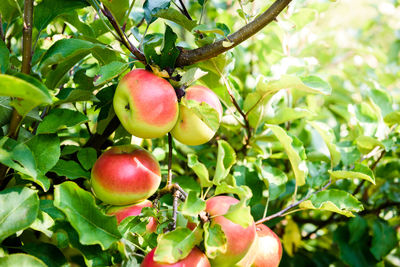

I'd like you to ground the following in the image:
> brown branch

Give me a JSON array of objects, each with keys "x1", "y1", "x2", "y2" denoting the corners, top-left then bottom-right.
[
  {"x1": 84, "y1": 115, "x2": 121, "y2": 153},
  {"x1": 175, "y1": 0, "x2": 292, "y2": 67},
  {"x1": 177, "y1": 0, "x2": 193, "y2": 21},
  {"x1": 166, "y1": 133, "x2": 173, "y2": 186}
]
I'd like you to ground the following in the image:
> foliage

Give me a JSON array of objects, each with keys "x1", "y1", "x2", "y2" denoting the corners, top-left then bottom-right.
[{"x1": 0, "y1": 0, "x2": 399, "y2": 266}]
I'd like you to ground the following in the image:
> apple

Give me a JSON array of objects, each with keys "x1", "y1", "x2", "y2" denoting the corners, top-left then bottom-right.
[
  {"x1": 171, "y1": 85, "x2": 223, "y2": 146},
  {"x1": 205, "y1": 196, "x2": 256, "y2": 267},
  {"x1": 113, "y1": 69, "x2": 179, "y2": 139},
  {"x1": 107, "y1": 200, "x2": 157, "y2": 232},
  {"x1": 141, "y1": 247, "x2": 210, "y2": 267},
  {"x1": 91, "y1": 145, "x2": 161, "y2": 205},
  {"x1": 252, "y1": 224, "x2": 282, "y2": 267}
]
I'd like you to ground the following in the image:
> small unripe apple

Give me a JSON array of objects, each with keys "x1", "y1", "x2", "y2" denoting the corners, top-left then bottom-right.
[
  {"x1": 252, "y1": 224, "x2": 282, "y2": 267},
  {"x1": 141, "y1": 247, "x2": 210, "y2": 267},
  {"x1": 171, "y1": 85, "x2": 223, "y2": 146},
  {"x1": 205, "y1": 196, "x2": 256, "y2": 267},
  {"x1": 113, "y1": 69, "x2": 179, "y2": 139},
  {"x1": 107, "y1": 200, "x2": 157, "y2": 232},
  {"x1": 91, "y1": 145, "x2": 161, "y2": 205}
]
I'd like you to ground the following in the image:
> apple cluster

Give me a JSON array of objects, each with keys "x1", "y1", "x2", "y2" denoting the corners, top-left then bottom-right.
[{"x1": 90, "y1": 69, "x2": 282, "y2": 266}]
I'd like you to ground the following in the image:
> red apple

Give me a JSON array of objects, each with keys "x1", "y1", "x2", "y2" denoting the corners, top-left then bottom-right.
[
  {"x1": 171, "y1": 85, "x2": 223, "y2": 146},
  {"x1": 141, "y1": 247, "x2": 210, "y2": 267},
  {"x1": 252, "y1": 224, "x2": 282, "y2": 267},
  {"x1": 107, "y1": 200, "x2": 157, "y2": 232},
  {"x1": 113, "y1": 69, "x2": 179, "y2": 139},
  {"x1": 205, "y1": 196, "x2": 256, "y2": 267},
  {"x1": 91, "y1": 145, "x2": 161, "y2": 205}
]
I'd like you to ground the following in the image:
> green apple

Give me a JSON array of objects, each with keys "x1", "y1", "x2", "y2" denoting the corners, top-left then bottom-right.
[
  {"x1": 113, "y1": 69, "x2": 179, "y2": 139},
  {"x1": 171, "y1": 85, "x2": 223, "y2": 146}
]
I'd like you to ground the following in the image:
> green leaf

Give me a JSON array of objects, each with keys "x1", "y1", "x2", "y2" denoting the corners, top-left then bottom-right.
[
  {"x1": 143, "y1": 0, "x2": 171, "y2": 24},
  {"x1": 156, "y1": 8, "x2": 198, "y2": 31},
  {"x1": 0, "y1": 74, "x2": 52, "y2": 116},
  {"x1": 370, "y1": 220, "x2": 398, "y2": 260},
  {"x1": 0, "y1": 254, "x2": 46, "y2": 267},
  {"x1": 77, "y1": 147, "x2": 97, "y2": 170},
  {"x1": 37, "y1": 108, "x2": 89, "y2": 134},
  {"x1": 182, "y1": 98, "x2": 220, "y2": 132},
  {"x1": 55, "y1": 88, "x2": 98, "y2": 105},
  {"x1": 51, "y1": 159, "x2": 90, "y2": 179},
  {"x1": 299, "y1": 189, "x2": 364, "y2": 217},
  {"x1": 355, "y1": 136, "x2": 384, "y2": 154},
  {"x1": 214, "y1": 183, "x2": 252, "y2": 202},
  {"x1": 0, "y1": 0, "x2": 23, "y2": 24},
  {"x1": 0, "y1": 187, "x2": 39, "y2": 242},
  {"x1": 179, "y1": 68, "x2": 208, "y2": 87},
  {"x1": 223, "y1": 201, "x2": 253, "y2": 228},
  {"x1": 329, "y1": 163, "x2": 375, "y2": 184},
  {"x1": 22, "y1": 243, "x2": 67, "y2": 267},
  {"x1": 267, "y1": 124, "x2": 308, "y2": 186},
  {"x1": 0, "y1": 39, "x2": 10, "y2": 73},
  {"x1": 192, "y1": 24, "x2": 227, "y2": 37},
  {"x1": 27, "y1": 134, "x2": 60, "y2": 174},
  {"x1": 187, "y1": 154, "x2": 212, "y2": 188},
  {"x1": 348, "y1": 216, "x2": 368, "y2": 244},
  {"x1": 384, "y1": 111, "x2": 400, "y2": 126},
  {"x1": 34, "y1": 0, "x2": 88, "y2": 32},
  {"x1": 99, "y1": 0, "x2": 129, "y2": 25},
  {"x1": 0, "y1": 137, "x2": 37, "y2": 179},
  {"x1": 214, "y1": 140, "x2": 236, "y2": 184},
  {"x1": 54, "y1": 182, "x2": 121, "y2": 250},
  {"x1": 308, "y1": 121, "x2": 341, "y2": 168},
  {"x1": 181, "y1": 191, "x2": 206, "y2": 217},
  {"x1": 255, "y1": 162, "x2": 288, "y2": 200},
  {"x1": 94, "y1": 61, "x2": 129, "y2": 86},
  {"x1": 30, "y1": 211, "x2": 55, "y2": 238},
  {"x1": 266, "y1": 107, "x2": 314, "y2": 124},
  {"x1": 154, "y1": 227, "x2": 198, "y2": 264},
  {"x1": 203, "y1": 222, "x2": 227, "y2": 259}
]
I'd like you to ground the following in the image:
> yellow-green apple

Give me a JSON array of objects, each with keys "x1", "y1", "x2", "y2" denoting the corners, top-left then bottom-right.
[
  {"x1": 141, "y1": 247, "x2": 210, "y2": 267},
  {"x1": 91, "y1": 145, "x2": 161, "y2": 205},
  {"x1": 113, "y1": 69, "x2": 179, "y2": 139},
  {"x1": 107, "y1": 200, "x2": 157, "y2": 232},
  {"x1": 205, "y1": 196, "x2": 256, "y2": 267},
  {"x1": 252, "y1": 224, "x2": 282, "y2": 267},
  {"x1": 171, "y1": 85, "x2": 223, "y2": 146}
]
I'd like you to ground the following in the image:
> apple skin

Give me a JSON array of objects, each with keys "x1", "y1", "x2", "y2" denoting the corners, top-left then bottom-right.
[
  {"x1": 113, "y1": 69, "x2": 179, "y2": 139},
  {"x1": 205, "y1": 196, "x2": 256, "y2": 267},
  {"x1": 252, "y1": 224, "x2": 282, "y2": 267},
  {"x1": 171, "y1": 85, "x2": 223, "y2": 146},
  {"x1": 141, "y1": 247, "x2": 210, "y2": 267},
  {"x1": 91, "y1": 145, "x2": 161, "y2": 205},
  {"x1": 107, "y1": 200, "x2": 157, "y2": 232}
]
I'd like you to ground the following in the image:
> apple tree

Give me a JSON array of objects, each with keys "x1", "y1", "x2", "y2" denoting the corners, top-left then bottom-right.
[{"x1": 0, "y1": 0, "x2": 399, "y2": 266}]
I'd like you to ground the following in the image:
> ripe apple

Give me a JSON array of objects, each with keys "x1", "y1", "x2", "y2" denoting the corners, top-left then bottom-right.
[
  {"x1": 205, "y1": 196, "x2": 256, "y2": 267},
  {"x1": 141, "y1": 247, "x2": 210, "y2": 267},
  {"x1": 91, "y1": 145, "x2": 161, "y2": 205},
  {"x1": 107, "y1": 200, "x2": 157, "y2": 232},
  {"x1": 252, "y1": 224, "x2": 282, "y2": 267},
  {"x1": 171, "y1": 85, "x2": 223, "y2": 146},
  {"x1": 113, "y1": 69, "x2": 179, "y2": 139}
]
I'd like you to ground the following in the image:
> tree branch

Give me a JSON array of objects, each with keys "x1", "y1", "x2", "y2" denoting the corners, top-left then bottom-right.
[
  {"x1": 166, "y1": 133, "x2": 173, "y2": 186},
  {"x1": 84, "y1": 115, "x2": 121, "y2": 153},
  {"x1": 177, "y1": 0, "x2": 193, "y2": 21},
  {"x1": 175, "y1": 0, "x2": 292, "y2": 67}
]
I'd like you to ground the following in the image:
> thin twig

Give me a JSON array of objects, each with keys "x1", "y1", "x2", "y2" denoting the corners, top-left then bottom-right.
[
  {"x1": 167, "y1": 133, "x2": 173, "y2": 186},
  {"x1": 177, "y1": 0, "x2": 193, "y2": 20}
]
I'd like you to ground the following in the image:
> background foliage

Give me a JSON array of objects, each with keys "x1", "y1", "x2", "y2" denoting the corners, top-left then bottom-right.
[{"x1": 0, "y1": 0, "x2": 400, "y2": 266}]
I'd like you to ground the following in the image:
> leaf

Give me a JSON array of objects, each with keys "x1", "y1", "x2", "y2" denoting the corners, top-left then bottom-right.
[
  {"x1": 214, "y1": 140, "x2": 236, "y2": 184},
  {"x1": 384, "y1": 111, "x2": 400, "y2": 126},
  {"x1": 0, "y1": 39, "x2": 10, "y2": 73},
  {"x1": 30, "y1": 211, "x2": 55, "y2": 238},
  {"x1": 77, "y1": 147, "x2": 97, "y2": 170},
  {"x1": 181, "y1": 191, "x2": 206, "y2": 217},
  {"x1": 192, "y1": 24, "x2": 227, "y2": 37},
  {"x1": 348, "y1": 216, "x2": 368, "y2": 244},
  {"x1": 54, "y1": 182, "x2": 121, "y2": 250},
  {"x1": 34, "y1": 0, "x2": 88, "y2": 32},
  {"x1": 204, "y1": 222, "x2": 227, "y2": 259},
  {"x1": 179, "y1": 68, "x2": 208, "y2": 87},
  {"x1": 156, "y1": 8, "x2": 198, "y2": 31},
  {"x1": 266, "y1": 107, "x2": 314, "y2": 124},
  {"x1": 214, "y1": 183, "x2": 252, "y2": 202},
  {"x1": 0, "y1": 137, "x2": 37, "y2": 179},
  {"x1": 22, "y1": 243, "x2": 68, "y2": 267},
  {"x1": 329, "y1": 163, "x2": 375, "y2": 184},
  {"x1": 0, "y1": 0, "x2": 23, "y2": 24},
  {"x1": 0, "y1": 74, "x2": 52, "y2": 116},
  {"x1": 267, "y1": 124, "x2": 308, "y2": 186},
  {"x1": 182, "y1": 98, "x2": 221, "y2": 132},
  {"x1": 299, "y1": 189, "x2": 364, "y2": 217},
  {"x1": 355, "y1": 135, "x2": 384, "y2": 154},
  {"x1": 0, "y1": 187, "x2": 39, "y2": 242},
  {"x1": 51, "y1": 159, "x2": 90, "y2": 179},
  {"x1": 370, "y1": 220, "x2": 398, "y2": 260},
  {"x1": 99, "y1": 0, "x2": 129, "y2": 25},
  {"x1": 187, "y1": 154, "x2": 212, "y2": 188},
  {"x1": 255, "y1": 162, "x2": 288, "y2": 200},
  {"x1": 94, "y1": 61, "x2": 129, "y2": 86},
  {"x1": 27, "y1": 134, "x2": 60, "y2": 174},
  {"x1": 308, "y1": 121, "x2": 341, "y2": 168},
  {"x1": 154, "y1": 227, "x2": 198, "y2": 264},
  {"x1": 37, "y1": 108, "x2": 89, "y2": 134},
  {"x1": 223, "y1": 201, "x2": 253, "y2": 228},
  {"x1": 282, "y1": 218, "x2": 301, "y2": 257},
  {"x1": 55, "y1": 88, "x2": 98, "y2": 105},
  {"x1": 143, "y1": 0, "x2": 171, "y2": 24},
  {"x1": 0, "y1": 254, "x2": 46, "y2": 267}
]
